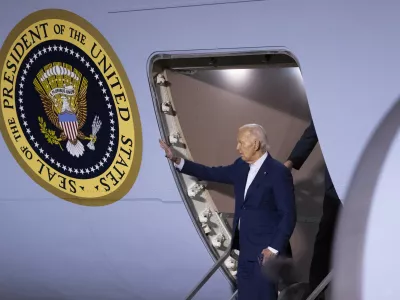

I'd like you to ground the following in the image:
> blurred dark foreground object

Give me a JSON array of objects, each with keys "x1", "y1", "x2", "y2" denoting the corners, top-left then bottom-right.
[
  {"x1": 261, "y1": 255, "x2": 312, "y2": 299},
  {"x1": 261, "y1": 256, "x2": 297, "y2": 286},
  {"x1": 277, "y1": 282, "x2": 310, "y2": 300}
]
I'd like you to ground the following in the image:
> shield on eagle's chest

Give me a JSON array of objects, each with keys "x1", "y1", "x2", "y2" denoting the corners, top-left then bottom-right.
[{"x1": 58, "y1": 112, "x2": 78, "y2": 142}]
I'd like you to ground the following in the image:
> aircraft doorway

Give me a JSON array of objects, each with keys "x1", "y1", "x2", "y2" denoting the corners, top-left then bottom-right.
[{"x1": 149, "y1": 52, "x2": 328, "y2": 296}]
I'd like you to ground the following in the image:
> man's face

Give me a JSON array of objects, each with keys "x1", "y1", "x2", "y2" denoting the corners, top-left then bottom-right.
[{"x1": 236, "y1": 129, "x2": 257, "y2": 163}]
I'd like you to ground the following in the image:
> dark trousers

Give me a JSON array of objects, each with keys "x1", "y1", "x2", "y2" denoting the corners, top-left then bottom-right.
[
  {"x1": 309, "y1": 192, "x2": 342, "y2": 294},
  {"x1": 237, "y1": 255, "x2": 277, "y2": 300},
  {"x1": 233, "y1": 228, "x2": 285, "y2": 300}
]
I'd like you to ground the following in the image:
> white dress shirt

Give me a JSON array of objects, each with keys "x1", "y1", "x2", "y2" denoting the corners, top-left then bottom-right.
[{"x1": 175, "y1": 154, "x2": 278, "y2": 254}]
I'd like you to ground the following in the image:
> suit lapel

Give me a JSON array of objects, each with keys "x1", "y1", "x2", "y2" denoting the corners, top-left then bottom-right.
[
  {"x1": 238, "y1": 161, "x2": 250, "y2": 203},
  {"x1": 243, "y1": 155, "x2": 271, "y2": 203}
]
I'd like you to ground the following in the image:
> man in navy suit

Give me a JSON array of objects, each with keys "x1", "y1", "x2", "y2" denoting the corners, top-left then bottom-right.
[{"x1": 160, "y1": 124, "x2": 297, "y2": 300}]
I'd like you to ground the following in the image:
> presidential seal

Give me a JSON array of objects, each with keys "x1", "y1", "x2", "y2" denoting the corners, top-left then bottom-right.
[{"x1": 0, "y1": 9, "x2": 142, "y2": 206}]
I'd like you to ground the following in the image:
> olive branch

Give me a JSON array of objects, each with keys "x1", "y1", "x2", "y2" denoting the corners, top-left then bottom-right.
[{"x1": 38, "y1": 116, "x2": 63, "y2": 151}]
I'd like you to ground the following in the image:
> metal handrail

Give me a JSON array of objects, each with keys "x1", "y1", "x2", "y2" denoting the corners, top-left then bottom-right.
[
  {"x1": 229, "y1": 289, "x2": 238, "y2": 300},
  {"x1": 185, "y1": 250, "x2": 233, "y2": 300},
  {"x1": 306, "y1": 271, "x2": 333, "y2": 300}
]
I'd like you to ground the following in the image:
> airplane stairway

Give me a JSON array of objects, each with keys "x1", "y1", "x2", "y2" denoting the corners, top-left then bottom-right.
[
  {"x1": 184, "y1": 247, "x2": 332, "y2": 300},
  {"x1": 202, "y1": 275, "x2": 330, "y2": 300},
  {"x1": 228, "y1": 283, "x2": 310, "y2": 300}
]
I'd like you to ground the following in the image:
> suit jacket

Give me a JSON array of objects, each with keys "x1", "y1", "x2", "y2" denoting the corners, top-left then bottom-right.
[
  {"x1": 287, "y1": 121, "x2": 339, "y2": 199},
  {"x1": 179, "y1": 154, "x2": 296, "y2": 260}
]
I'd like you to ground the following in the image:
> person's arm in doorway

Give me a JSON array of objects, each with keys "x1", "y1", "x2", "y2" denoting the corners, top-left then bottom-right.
[
  {"x1": 284, "y1": 120, "x2": 318, "y2": 170},
  {"x1": 159, "y1": 139, "x2": 235, "y2": 184}
]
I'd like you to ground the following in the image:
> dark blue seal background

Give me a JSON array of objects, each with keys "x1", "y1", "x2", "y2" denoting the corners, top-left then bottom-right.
[{"x1": 16, "y1": 39, "x2": 119, "y2": 180}]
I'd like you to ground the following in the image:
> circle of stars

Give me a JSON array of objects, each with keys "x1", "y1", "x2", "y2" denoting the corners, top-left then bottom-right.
[{"x1": 17, "y1": 43, "x2": 117, "y2": 176}]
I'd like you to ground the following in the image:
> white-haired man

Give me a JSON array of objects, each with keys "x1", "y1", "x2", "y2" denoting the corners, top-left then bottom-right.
[{"x1": 160, "y1": 124, "x2": 296, "y2": 300}]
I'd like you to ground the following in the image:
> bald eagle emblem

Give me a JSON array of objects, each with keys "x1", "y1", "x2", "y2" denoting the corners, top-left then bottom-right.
[{"x1": 33, "y1": 62, "x2": 102, "y2": 158}]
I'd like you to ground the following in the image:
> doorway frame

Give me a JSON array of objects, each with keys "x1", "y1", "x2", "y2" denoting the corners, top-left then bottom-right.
[{"x1": 146, "y1": 47, "x2": 302, "y2": 286}]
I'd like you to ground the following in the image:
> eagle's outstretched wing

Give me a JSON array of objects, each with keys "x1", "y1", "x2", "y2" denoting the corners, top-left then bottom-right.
[
  {"x1": 76, "y1": 80, "x2": 88, "y2": 129},
  {"x1": 37, "y1": 89, "x2": 61, "y2": 130}
]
